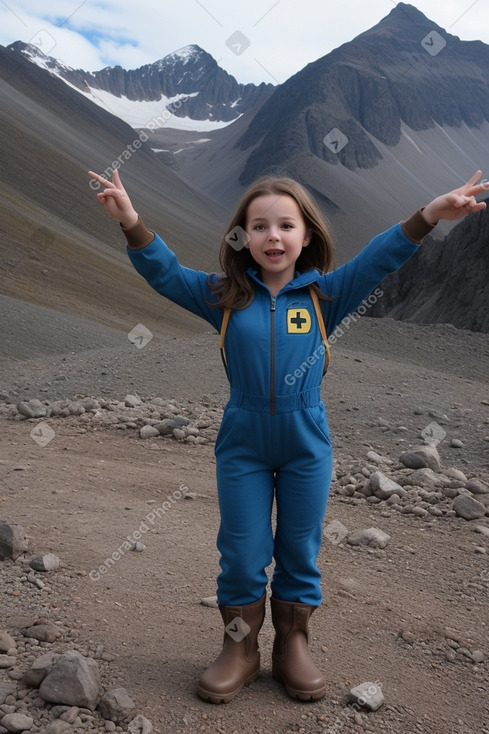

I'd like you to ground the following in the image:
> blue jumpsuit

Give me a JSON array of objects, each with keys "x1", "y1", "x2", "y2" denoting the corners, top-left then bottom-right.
[{"x1": 127, "y1": 223, "x2": 419, "y2": 606}]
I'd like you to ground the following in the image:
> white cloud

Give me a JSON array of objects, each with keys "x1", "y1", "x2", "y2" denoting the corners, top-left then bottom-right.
[{"x1": 0, "y1": 0, "x2": 488, "y2": 81}]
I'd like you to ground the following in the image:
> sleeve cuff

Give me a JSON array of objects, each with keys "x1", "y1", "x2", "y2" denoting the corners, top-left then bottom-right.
[
  {"x1": 400, "y1": 208, "x2": 436, "y2": 244},
  {"x1": 120, "y1": 216, "x2": 155, "y2": 250}
]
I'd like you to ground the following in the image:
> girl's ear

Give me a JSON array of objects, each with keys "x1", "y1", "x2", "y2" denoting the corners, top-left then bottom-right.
[{"x1": 303, "y1": 230, "x2": 312, "y2": 248}]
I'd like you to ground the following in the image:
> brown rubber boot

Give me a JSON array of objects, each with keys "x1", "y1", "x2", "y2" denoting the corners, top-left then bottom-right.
[
  {"x1": 197, "y1": 593, "x2": 266, "y2": 704},
  {"x1": 270, "y1": 597, "x2": 326, "y2": 701}
]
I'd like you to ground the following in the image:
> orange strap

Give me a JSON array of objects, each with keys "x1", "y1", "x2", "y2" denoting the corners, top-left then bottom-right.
[{"x1": 220, "y1": 285, "x2": 330, "y2": 377}]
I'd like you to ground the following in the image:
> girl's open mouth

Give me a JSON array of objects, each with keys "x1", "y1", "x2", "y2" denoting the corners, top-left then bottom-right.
[{"x1": 265, "y1": 249, "x2": 284, "y2": 259}]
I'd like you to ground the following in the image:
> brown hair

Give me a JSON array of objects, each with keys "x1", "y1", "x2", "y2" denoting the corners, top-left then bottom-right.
[{"x1": 209, "y1": 177, "x2": 335, "y2": 309}]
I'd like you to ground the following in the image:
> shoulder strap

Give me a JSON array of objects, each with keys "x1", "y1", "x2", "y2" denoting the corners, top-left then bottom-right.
[
  {"x1": 308, "y1": 285, "x2": 330, "y2": 375},
  {"x1": 219, "y1": 288, "x2": 330, "y2": 379},
  {"x1": 219, "y1": 308, "x2": 232, "y2": 378}
]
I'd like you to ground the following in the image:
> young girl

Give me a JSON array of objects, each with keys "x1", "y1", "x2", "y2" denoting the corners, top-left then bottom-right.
[{"x1": 89, "y1": 168, "x2": 487, "y2": 704}]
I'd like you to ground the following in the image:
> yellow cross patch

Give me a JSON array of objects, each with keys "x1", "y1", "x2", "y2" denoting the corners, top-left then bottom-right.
[{"x1": 287, "y1": 308, "x2": 311, "y2": 333}]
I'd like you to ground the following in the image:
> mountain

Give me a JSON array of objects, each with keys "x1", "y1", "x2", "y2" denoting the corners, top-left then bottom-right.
[
  {"x1": 367, "y1": 203, "x2": 489, "y2": 333},
  {"x1": 175, "y1": 3, "x2": 489, "y2": 260},
  {"x1": 0, "y1": 42, "x2": 227, "y2": 337},
  {"x1": 7, "y1": 41, "x2": 274, "y2": 132}
]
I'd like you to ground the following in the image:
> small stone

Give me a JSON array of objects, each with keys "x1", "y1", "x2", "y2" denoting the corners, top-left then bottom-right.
[
  {"x1": 39, "y1": 651, "x2": 100, "y2": 710},
  {"x1": 44, "y1": 722, "x2": 73, "y2": 734},
  {"x1": 200, "y1": 596, "x2": 219, "y2": 608},
  {"x1": 0, "y1": 682, "x2": 16, "y2": 705},
  {"x1": 140, "y1": 426, "x2": 159, "y2": 439},
  {"x1": 467, "y1": 479, "x2": 489, "y2": 495},
  {"x1": 124, "y1": 395, "x2": 141, "y2": 408},
  {"x1": 97, "y1": 688, "x2": 136, "y2": 724},
  {"x1": 474, "y1": 525, "x2": 489, "y2": 537},
  {"x1": 68, "y1": 401, "x2": 85, "y2": 416},
  {"x1": 366, "y1": 451, "x2": 392, "y2": 465},
  {"x1": 128, "y1": 714, "x2": 153, "y2": 734},
  {"x1": 0, "y1": 713, "x2": 34, "y2": 732},
  {"x1": 23, "y1": 625, "x2": 60, "y2": 643},
  {"x1": 369, "y1": 472, "x2": 406, "y2": 500},
  {"x1": 450, "y1": 439, "x2": 464, "y2": 448},
  {"x1": 105, "y1": 722, "x2": 116, "y2": 732},
  {"x1": 132, "y1": 542, "x2": 144, "y2": 552},
  {"x1": 0, "y1": 522, "x2": 29, "y2": 560},
  {"x1": 349, "y1": 681, "x2": 384, "y2": 712},
  {"x1": 21, "y1": 652, "x2": 59, "y2": 687},
  {"x1": 453, "y1": 495, "x2": 486, "y2": 521},
  {"x1": 17, "y1": 399, "x2": 47, "y2": 418},
  {"x1": 471, "y1": 650, "x2": 485, "y2": 663},
  {"x1": 400, "y1": 630, "x2": 415, "y2": 644},
  {"x1": 347, "y1": 528, "x2": 390, "y2": 549},
  {"x1": 29, "y1": 554, "x2": 60, "y2": 572},
  {"x1": 0, "y1": 634, "x2": 16, "y2": 654},
  {"x1": 445, "y1": 649, "x2": 457, "y2": 663},
  {"x1": 0, "y1": 655, "x2": 16, "y2": 668},
  {"x1": 172, "y1": 428, "x2": 186, "y2": 441}
]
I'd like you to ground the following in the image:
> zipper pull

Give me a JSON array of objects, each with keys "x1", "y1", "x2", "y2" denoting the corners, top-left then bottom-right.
[{"x1": 271, "y1": 297, "x2": 276, "y2": 311}]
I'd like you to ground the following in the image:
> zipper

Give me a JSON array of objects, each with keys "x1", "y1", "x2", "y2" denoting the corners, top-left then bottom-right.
[{"x1": 270, "y1": 296, "x2": 276, "y2": 415}]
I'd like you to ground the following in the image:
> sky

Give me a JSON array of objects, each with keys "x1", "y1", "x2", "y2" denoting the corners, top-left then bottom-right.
[{"x1": 0, "y1": 0, "x2": 488, "y2": 84}]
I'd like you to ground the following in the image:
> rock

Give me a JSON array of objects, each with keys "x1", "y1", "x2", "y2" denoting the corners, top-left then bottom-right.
[
  {"x1": 474, "y1": 525, "x2": 489, "y2": 537},
  {"x1": 369, "y1": 472, "x2": 406, "y2": 500},
  {"x1": 39, "y1": 651, "x2": 100, "y2": 710},
  {"x1": 403, "y1": 468, "x2": 446, "y2": 488},
  {"x1": 453, "y1": 495, "x2": 486, "y2": 521},
  {"x1": 444, "y1": 468, "x2": 468, "y2": 483},
  {"x1": 399, "y1": 452, "x2": 427, "y2": 470},
  {"x1": 0, "y1": 655, "x2": 16, "y2": 668},
  {"x1": 23, "y1": 625, "x2": 60, "y2": 643},
  {"x1": 59, "y1": 706, "x2": 79, "y2": 724},
  {"x1": 21, "y1": 653, "x2": 60, "y2": 687},
  {"x1": 347, "y1": 528, "x2": 390, "y2": 549},
  {"x1": 68, "y1": 401, "x2": 85, "y2": 415},
  {"x1": 16, "y1": 399, "x2": 47, "y2": 418},
  {"x1": 0, "y1": 713, "x2": 34, "y2": 732},
  {"x1": 172, "y1": 428, "x2": 186, "y2": 441},
  {"x1": 97, "y1": 688, "x2": 136, "y2": 724},
  {"x1": 200, "y1": 595, "x2": 219, "y2": 608},
  {"x1": 154, "y1": 419, "x2": 176, "y2": 435},
  {"x1": 0, "y1": 522, "x2": 29, "y2": 560},
  {"x1": 450, "y1": 439, "x2": 464, "y2": 448},
  {"x1": 0, "y1": 682, "x2": 16, "y2": 705},
  {"x1": 132, "y1": 542, "x2": 144, "y2": 552},
  {"x1": 128, "y1": 715, "x2": 153, "y2": 734},
  {"x1": 366, "y1": 451, "x2": 392, "y2": 465},
  {"x1": 44, "y1": 721, "x2": 73, "y2": 734},
  {"x1": 401, "y1": 444, "x2": 441, "y2": 472},
  {"x1": 467, "y1": 479, "x2": 489, "y2": 495},
  {"x1": 0, "y1": 634, "x2": 16, "y2": 654},
  {"x1": 29, "y1": 554, "x2": 60, "y2": 572},
  {"x1": 139, "y1": 426, "x2": 159, "y2": 439},
  {"x1": 349, "y1": 681, "x2": 384, "y2": 711},
  {"x1": 124, "y1": 395, "x2": 141, "y2": 408},
  {"x1": 471, "y1": 650, "x2": 485, "y2": 663}
]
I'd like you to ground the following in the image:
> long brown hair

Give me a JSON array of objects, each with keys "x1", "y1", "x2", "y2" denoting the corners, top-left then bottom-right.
[{"x1": 209, "y1": 177, "x2": 335, "y2": 309}]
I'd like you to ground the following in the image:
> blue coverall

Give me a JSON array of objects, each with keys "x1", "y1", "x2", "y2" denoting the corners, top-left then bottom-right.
[{"x1": 127, "y1": 223, "x2": 419, "y2": 606}]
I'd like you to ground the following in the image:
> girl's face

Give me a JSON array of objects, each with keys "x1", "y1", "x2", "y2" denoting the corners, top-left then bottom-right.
[{"x1": 245, "y1": 194, "x2": 311, "y2": 292}]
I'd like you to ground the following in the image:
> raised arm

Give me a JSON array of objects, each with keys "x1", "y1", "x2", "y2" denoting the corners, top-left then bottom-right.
[
  {"x1": 88, "y1": 170, "x2": 139, "y2": 229},
  {"x1": 422, "y1": 170, "x2": 488, "y2": 225}
]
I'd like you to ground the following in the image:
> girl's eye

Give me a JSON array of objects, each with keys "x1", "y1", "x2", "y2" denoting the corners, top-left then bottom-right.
[
  {"x1": 281, "y1": 223, "x2": 293, "y2": 230},
  {"x1": 254, "y1": 225, "x2": 265, "y2": 231}
]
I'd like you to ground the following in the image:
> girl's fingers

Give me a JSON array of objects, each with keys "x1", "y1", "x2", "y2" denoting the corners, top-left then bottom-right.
[{"x1": 88, "y1": 170, "x2": 115, "y2": 189}]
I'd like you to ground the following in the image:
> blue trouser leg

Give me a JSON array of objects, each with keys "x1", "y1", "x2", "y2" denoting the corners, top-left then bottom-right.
[{"x1": 215, "y1": 401, "x2": 332, "y2": 607}]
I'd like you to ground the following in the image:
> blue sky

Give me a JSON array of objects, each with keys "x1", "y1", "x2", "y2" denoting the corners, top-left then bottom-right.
[{"x1": 0, "y1": 0, "x2": 488, "y2": 82}]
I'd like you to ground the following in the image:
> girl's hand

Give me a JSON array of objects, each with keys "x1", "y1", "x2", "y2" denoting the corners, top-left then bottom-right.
[
  {"x1": 88, "y1": 170, "x2": 139, "y2": 228},
  {"x1": 422, "y1": 170, "x2": 489, "y2": 225}
]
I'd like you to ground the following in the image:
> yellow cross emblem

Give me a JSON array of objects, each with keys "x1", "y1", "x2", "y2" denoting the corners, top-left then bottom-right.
[{"x1": 287, "y1": 308, "x2": 311, "y2": 333}]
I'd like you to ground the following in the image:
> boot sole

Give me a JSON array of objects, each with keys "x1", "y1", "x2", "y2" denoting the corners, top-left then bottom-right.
[
  {"x1": 197, "y1": 670, "x2": 259, "y2": 704},
  {"x1": 273, "y1": 673, "x2": 326, "y2": 701}
]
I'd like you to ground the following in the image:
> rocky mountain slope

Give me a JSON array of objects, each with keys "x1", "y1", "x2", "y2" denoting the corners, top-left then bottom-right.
[
  {"x1": 0, "y1": 43, "x2": 227, "y2": 336},
  {"x1": 369, "y1": 204, "x2": 489, "y2": 333},
  {"x1": 7, "y1": 41, "x2": 274, "y2": 130}
]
